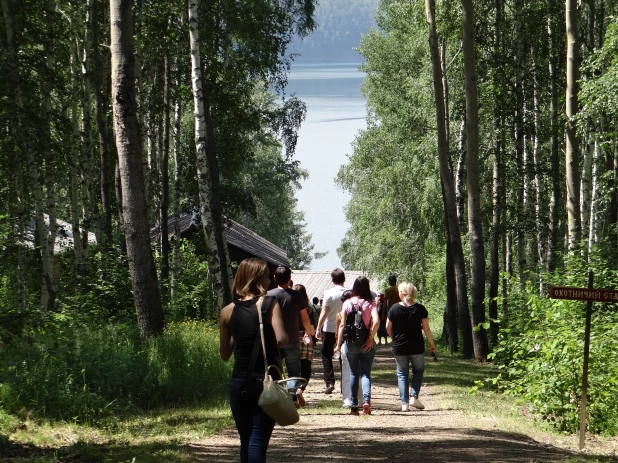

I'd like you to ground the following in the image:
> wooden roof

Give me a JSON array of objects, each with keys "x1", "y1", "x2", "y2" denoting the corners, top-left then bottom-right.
[
  {"x1": 153, "y1": 212, "x2": 289, "y2": 267},
  {"x1": 290, "y1": 270, "x2": 380, "y2": 302}
]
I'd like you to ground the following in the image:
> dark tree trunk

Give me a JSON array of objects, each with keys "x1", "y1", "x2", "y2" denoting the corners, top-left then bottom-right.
[
  {"x1": 160, "y1": 54, "x2": 171, "y2": 282},
  {"x1": 547, "y1": 11, "x2": 560, "y2": 271},
  {"x1": 461, "y1": 0, "x2": 488, "y2": 361},
  {"x1": 425, "y1": 0, "x2": 473, "y2": 358},
  {"x1": 110, "y1": 0, "x2": 164, "y2": 337},
  {"x1": 91, "y1": 0, "x2": 113, "y2": 242}
]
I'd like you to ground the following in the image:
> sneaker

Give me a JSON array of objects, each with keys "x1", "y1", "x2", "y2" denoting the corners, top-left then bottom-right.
[
  {"x1": 295, "y1": 389, "x2": 306, "y2": 408},
  {"x1": 349, "y1": 407, "x2": 360, "y2": 416},
  {"x1": 401, "y1": 403, "x2": 409, "y2": 412},
  {"x1": 323, "y1": 384, "x2": 335, "y2": 395},
  {"x1": 410, "y1": 397, "x2": 425, "y2": 410},
  {"x1": 362, "y1": 403, "x2": 371, "y2": 415},
  {"x1": 342, "y1": 400, "x2": 353, "y2": 408}
]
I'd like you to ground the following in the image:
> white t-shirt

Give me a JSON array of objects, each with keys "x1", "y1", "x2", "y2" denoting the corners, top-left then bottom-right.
[{"x1": 322, "y1": 285, "x2": 346, "y2": 333}]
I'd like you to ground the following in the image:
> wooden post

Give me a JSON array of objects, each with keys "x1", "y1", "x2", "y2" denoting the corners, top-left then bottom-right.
[{"x1": 579, "y1": 269, "x2": 594, "y2": 450}]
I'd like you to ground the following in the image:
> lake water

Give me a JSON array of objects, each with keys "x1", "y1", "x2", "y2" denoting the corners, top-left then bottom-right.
[{"x1": 286, "y1": 63, "x2": 366, "y2": 271}]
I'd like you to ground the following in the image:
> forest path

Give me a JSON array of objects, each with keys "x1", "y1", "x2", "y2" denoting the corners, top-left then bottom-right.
[{"x1": 190, "y1": 344, "x2": 597, "y2": 462}]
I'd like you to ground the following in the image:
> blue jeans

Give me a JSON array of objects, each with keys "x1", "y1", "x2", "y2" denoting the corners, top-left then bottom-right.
[
  {"x1": 230, "y1": 377, "x2": 275, "y2": 463},
  {"x1": 394, "y1": 353, "x2": 425, "y2": 404},
  {"x1": 283, "y1": 344, "x2": 302, "y2": 392},
  {"x1": 343, "y1": 342, "x2": 375, "y2": 407}
]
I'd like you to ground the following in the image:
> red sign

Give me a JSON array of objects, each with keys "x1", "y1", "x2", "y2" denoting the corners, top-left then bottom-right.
[{"x1": 548, "y1": 286, "x2": 618, "y2": 302}]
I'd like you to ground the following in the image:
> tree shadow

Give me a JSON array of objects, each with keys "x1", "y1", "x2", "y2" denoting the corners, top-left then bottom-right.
[{"x1": 192, "y1": 426, "x2": 615, "y2": 463}]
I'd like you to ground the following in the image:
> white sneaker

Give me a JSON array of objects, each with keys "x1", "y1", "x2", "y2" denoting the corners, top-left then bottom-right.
[
  {"x1": 410, "y1": 397, "x2": 425, "y2": 410},
  {"x1": 401, "y1": 403, "x2": 409, "y2": 412},
  {"x1": 342, "y1": 400, "x2": 352, "y2": 408}
]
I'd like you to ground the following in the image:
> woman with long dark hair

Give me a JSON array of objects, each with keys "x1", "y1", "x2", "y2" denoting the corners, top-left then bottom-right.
[
  {"x1": 219, "y1": 258, "x2": 288, "y2": 463},
  {"x1": 334, "y1": 276, "x2": 380, "y2": 415}
]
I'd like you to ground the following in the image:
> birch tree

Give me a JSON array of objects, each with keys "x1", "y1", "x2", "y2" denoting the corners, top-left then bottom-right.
[
  {"x1": 188, "y1": 0, "x2": 233, "y2": 309},
  {"x1": 565, "y1": 0, "x2": 582, "y2": 250}
]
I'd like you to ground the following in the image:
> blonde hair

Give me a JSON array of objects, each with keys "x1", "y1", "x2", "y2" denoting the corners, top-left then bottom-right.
[
  {"x1": 232, "y1": 258, "x2": 270, "y2": 298},
  {"x1": 398, "y1": 282, "x2": 417, "y2": 304}
]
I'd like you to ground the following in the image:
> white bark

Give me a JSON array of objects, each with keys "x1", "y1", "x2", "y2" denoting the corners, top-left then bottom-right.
[
  {"x1": 532, "y1": 45, "x2": 544, "y2": 293},
  {"x1": 2, "y1": 0, "x2": 55, "y2": 308},
  {"x1": 171, "y1": 97, "x2": 181, "y2": 300},
  {"x1": 188, "y1": 0, "x2": 226, "y2": 309},
  {"x1": 565, "y1": 0, "x2": 582, "y2": 250},
  {"x1": 580, "y1": 131, "x2": 592, "y2": 239},
  {"x1": 588, "y1": 139, "x2": 600, "y2": 257}
]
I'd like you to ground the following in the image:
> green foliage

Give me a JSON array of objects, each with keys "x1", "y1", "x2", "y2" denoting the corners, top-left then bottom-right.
[
  {"x1": 483, "y1": 249, "x2": 618, "y2": 435},
  {"x1": 0, "y1": 320, "x2": 232, "y2": 423}
]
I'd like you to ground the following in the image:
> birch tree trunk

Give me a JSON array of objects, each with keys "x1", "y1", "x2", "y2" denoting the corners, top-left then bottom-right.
[
  {"x1": 455, "y1": 115, "x2": 466, "y2": 230},
  {"x1": 3, "y1": 0, "x2": 55, "y2": 308},
  {"x1": 588, "y1": 139, "x2": 600, "y2": 257},
  {"x1": 514, "y1": 0, "x2": 526, "y2": 282},
  {"x1": 565, "y1": 0, "x2": 582, "y2": 250},
  {"x1": 91, "y1": 0, "x2": 113, "y2": 242},
  {"x1": 580, "y1": 131, "x2": 592, "y2": 247},
  {"x1": 70, "y1": 41, "x2": 84, "y2": 265},
  {"x1": 188, "y1": 0, "x2": 232, "y2": 309},
  {"x1": 489, "y1": 0, "x2": 503, "y2": 345},
  {"x1": 171, "y1": 96, "x2": 182, "y2": 300},
  {"x1": 425, "y1": 0, "x2": 473, "y2": 358},
  {"x1": 110, "y1": 0, "x2": 164, "y2": 338},
  {"x1": 547, "y1": 11, "x2": 561, "y2": 271},
  {"x1": 462, "y1": 0, "x2": 488, "y2": 361},
  {"x1": 532, "y1": 44, "x2": 545, "y2": 293},
  {"x1": 203, "y1": 76, "x2": 234, "y2": 299},
  {"x1": 160, "y1": 54, "x2": 171, "y2": 282}
]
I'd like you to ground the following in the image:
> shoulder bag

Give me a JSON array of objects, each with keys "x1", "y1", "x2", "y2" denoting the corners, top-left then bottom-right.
[{"x1": 255, "y1": 297, "x2": 305, "y2": 426}]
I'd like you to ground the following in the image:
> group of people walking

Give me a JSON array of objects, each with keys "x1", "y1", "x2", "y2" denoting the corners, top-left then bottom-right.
[{"x1": 219, "y1": 259, "x2": 436, "y2": 463}]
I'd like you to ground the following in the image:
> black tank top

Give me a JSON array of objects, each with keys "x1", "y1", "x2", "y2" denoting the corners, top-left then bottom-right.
[{"x1": 229, "y1": 296, "x2": 280, "y2": 379}]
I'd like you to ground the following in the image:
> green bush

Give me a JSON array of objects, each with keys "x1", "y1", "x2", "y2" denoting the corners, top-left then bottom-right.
[
  {"x1": 485, "y1": 250, "x2": 618, "y2": 435},
  {"x1": 0, "y1": 321, "x2": 232, "y2": 423}
]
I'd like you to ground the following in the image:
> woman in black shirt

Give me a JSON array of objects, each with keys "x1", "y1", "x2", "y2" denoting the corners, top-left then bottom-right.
[
  {"x1": 220, "y1": 258, "x2": 288, "y2": 463},
  {"x1": 385, "y1": 282, "x2": 435, "y2": 412}
]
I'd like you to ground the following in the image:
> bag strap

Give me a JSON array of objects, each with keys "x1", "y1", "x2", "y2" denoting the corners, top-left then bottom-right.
[
  {"x1": 244, "y1": 296, "x2": 273, "y2": 385},
  {"x1": 257, "y1": 296, "x2": 269, "y2": 375}
]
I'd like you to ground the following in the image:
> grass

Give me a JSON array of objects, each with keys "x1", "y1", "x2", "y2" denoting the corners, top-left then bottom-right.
[{"x1": 1, "y1": 402, "x2": 234, "y2": 462}]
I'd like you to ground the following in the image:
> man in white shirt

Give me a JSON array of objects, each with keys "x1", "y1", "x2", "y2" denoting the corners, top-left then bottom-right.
[{"x1": 315, "y1": 268, "x2": 346, "y2": 394}]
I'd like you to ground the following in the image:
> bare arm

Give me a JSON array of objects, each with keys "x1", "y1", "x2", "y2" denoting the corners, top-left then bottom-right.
[
  {"x1": 299, "y1": 308, "x2": 315, "y2": 336},
  {"x1": 334, "y1": 311, "x2": 345, "y2": 352},
  {"x1": 362, "y1": 306, "x2": 380, "y2": 352},
  {"x1": 421, "y1": 318, "x2": 436, "y2": 352},
  {"x1": 269, "y1": 300, "x2": 288, "y2": 348},
  {"x1": 316, "y1": 297, "x2": 330, "y2": 339},
  {"x1": 385, "y1": 317, "x2": 393, "y2": 338},
  {"x1": 219, "y1": 303, "x2": 234, "y2": 361}
]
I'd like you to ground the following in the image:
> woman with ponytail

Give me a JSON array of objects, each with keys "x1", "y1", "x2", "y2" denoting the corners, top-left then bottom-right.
[{"x1": 385, "y1": 282, "x2": 436, "y2": 412}]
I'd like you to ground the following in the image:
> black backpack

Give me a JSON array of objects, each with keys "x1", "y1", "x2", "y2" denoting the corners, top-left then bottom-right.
[{"x1": 343, "y1": 300, "x2": 370, "y2": 346}]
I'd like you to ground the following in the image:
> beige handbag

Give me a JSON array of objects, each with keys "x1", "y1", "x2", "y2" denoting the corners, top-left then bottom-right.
[{"x1": 255, "y1": 298, "x2": 304, "y2": 426}]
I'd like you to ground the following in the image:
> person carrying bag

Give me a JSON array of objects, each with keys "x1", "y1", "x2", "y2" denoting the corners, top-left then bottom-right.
[{"x1": 219, "y1": 258, "x2": 289, "y2": 463}]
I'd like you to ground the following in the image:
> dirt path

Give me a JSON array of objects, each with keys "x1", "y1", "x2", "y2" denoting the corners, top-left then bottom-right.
[{"x1": 192, "y1": 345, "x2": 615, "y2": 462}]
